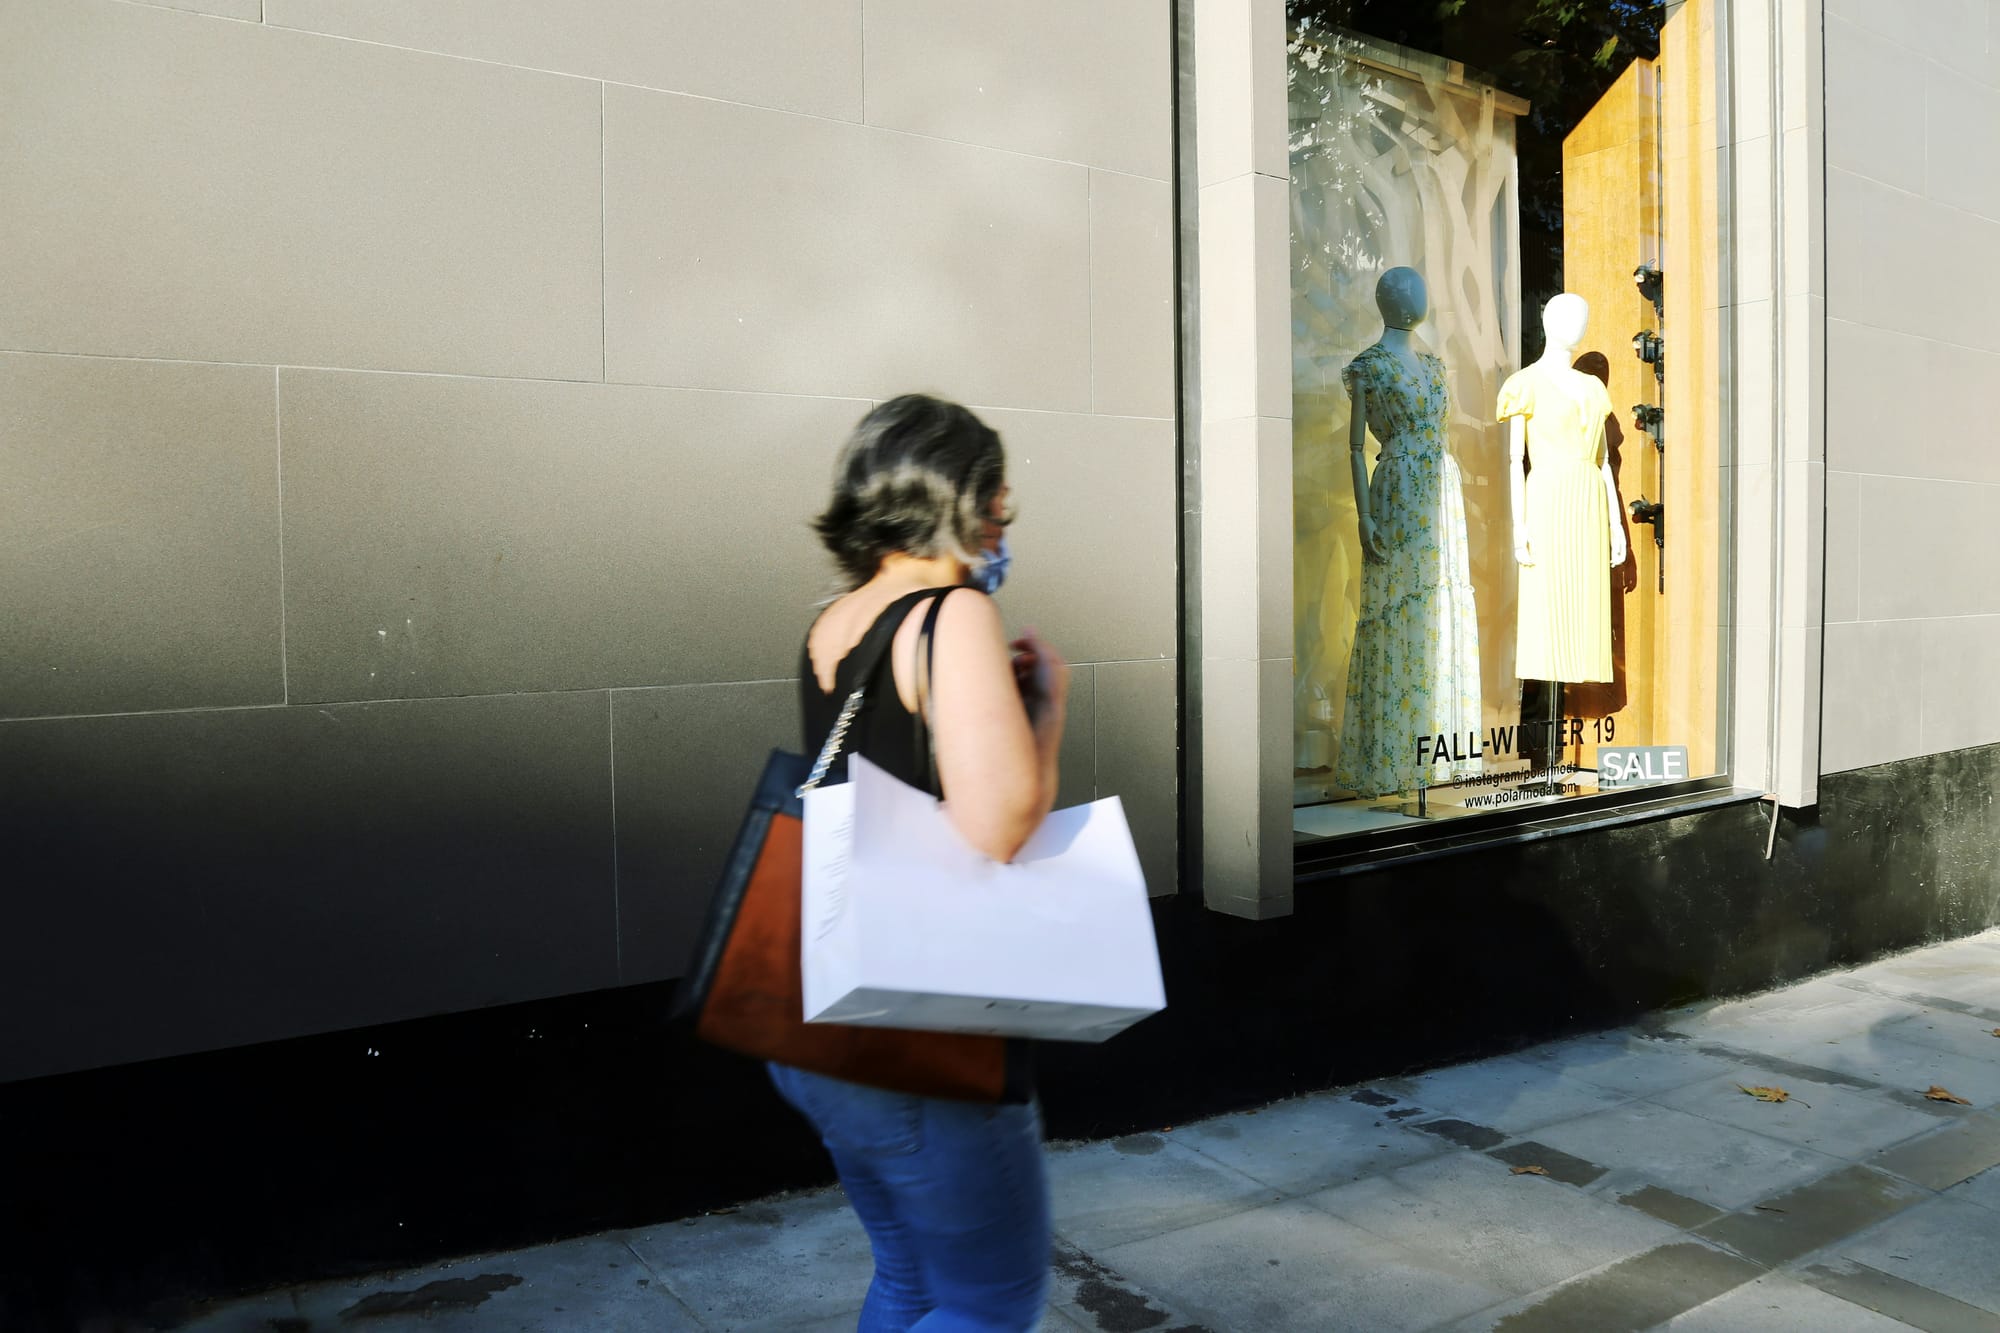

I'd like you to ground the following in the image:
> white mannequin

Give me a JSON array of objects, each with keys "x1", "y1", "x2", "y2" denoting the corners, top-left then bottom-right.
[
  {"x1": 1510, "y1": 294, "x2": 1628, "y2": 570},
  {"x1": 1348, "y1": 266, "x2": 1429, "y2": 563}
]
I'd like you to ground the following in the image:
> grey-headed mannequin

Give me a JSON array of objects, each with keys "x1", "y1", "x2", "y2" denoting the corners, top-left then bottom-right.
[{"x1": 1347, "y1": 266, "x2": 1430, "y2": 564}]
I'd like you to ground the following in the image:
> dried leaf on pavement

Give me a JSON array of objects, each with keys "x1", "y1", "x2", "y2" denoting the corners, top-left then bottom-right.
[
  {"x1": 1510, "y1": 1165, "x2": 1549, "y2": 1176},
  {"x1": 1989, "y1": 1028, "x2": 2000, "y2": 1039},
  {"x1": 1738, "y1": 1084, "x2": 1796, "y2": 1104},
  {"x1": 1924, "y1": 1085, "x2": 1972, "y2": 1105}
]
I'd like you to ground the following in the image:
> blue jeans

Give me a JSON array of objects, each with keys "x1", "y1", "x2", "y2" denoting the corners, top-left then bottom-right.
[{"x1": 768, "y1": 1063, "x2": 1051, "y2": 1333}]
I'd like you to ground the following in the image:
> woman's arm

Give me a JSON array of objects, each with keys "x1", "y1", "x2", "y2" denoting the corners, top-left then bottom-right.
[{"x1": 925, "y1": 588, "x2": 1068, "y2": 862}]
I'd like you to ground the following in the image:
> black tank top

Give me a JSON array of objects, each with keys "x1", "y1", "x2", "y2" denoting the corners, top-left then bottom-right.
[{"x1": 799, "y1": 588, "x2": 952, "y2": 796}]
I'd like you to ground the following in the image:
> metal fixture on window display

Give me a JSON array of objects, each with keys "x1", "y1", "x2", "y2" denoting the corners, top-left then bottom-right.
[
  {"x1": 1631, "y1": 282, "x2": 1666, "y2": 590},
  {"x1": 1633, "y1": 402, "x2": 1665, "y2": 450},
  {"x1": 1630, "y1": 496, "x2": 1664, "y2": 554},
  {"x1": 1633, "y1": 262, "x2": 1664, "y2": 317},
  {"x1": 1631, "y1": 329, "x2": 1665, "y2": 383}
]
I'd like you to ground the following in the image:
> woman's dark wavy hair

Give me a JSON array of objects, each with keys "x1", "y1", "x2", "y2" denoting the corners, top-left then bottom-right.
[{"x1": 813, "y1": 394, "x2": 1010, "y2": 588}]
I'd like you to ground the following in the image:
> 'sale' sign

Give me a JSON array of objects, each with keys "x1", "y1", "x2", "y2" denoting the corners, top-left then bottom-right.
[{"x1": 1597, "y1": 745, "x2": 1690, "y2": 789}]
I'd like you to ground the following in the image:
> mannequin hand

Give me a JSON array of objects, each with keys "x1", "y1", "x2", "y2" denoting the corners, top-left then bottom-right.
[
  {"x1": 1514, "y1": 540, "x2": 1535, "y2": 567},
  {"x1": 1358, "y1": 516, "x2": 1386, "y2": 564},
  {"x1": 1610, "y1": 529, "x2": 1628, "y2": 567}
]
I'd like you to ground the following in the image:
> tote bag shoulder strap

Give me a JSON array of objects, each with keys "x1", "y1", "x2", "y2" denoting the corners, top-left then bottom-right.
[{"x1": 800, "y1": 587, "x2": 953, "y2": 798}]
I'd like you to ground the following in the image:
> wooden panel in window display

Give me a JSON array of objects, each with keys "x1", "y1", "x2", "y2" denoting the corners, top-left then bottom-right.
[
  {"x1": 1560, "y1": 60, "x2": 1661, "y2": 776},
  {"x1": 1656, "y1": 0, "x2": 1723, "y2": 779},
  {"x1": 1289, "y1": 31, "x2": 1526, "y2": 805},
  {"x1": 1541, "y1": 0, "x2": 1723, "y2": 787}
]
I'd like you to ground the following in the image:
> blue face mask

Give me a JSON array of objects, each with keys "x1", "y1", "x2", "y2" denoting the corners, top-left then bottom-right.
[{"x1": 969, "y1": 535, "x2": 1011, "y2": 595}]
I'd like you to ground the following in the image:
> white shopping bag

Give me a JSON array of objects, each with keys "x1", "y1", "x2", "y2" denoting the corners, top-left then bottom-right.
[{"x1": 801, "y1": 754, "x2": 1165, "y2": 1042}]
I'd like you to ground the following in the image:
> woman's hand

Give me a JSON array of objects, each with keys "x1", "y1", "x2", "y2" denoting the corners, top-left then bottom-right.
[
  {"x1": 1515, "y1": 538, "x2": 1535, "y2": 567},
  {"x1": 1010, "y1": 627, "x2": 1070, "y2": 724}
]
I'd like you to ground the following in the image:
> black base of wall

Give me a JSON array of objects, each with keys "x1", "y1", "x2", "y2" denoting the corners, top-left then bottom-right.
[{"x1": 6, "y1": 745, "x2": 1997, "y2": 1329}]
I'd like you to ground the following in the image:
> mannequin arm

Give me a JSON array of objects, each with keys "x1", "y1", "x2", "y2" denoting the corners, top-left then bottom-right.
[
  {"x1": 1601, "y1": 460, "x2": 1628, "y2": 566},
  {"x1": 1508, "y1": 416, "x2": 1533, "y2": 566},
  {"x1": 1348, "y1": 385, "x2": 1382, "y2": 562}
]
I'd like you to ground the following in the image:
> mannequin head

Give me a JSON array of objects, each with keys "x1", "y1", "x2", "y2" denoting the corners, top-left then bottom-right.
[
  {"x1": 1375, "y1": 267, "x2": 1428, "y2": 330},
  {"x1": 1540, "y1": 293, "x2": 1590, "y2": 355}
]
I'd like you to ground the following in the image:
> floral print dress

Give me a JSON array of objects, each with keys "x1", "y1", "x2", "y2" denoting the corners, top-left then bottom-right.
[{"x1": 1335, "y1": 346, "x2": 1484, "y2": 797}]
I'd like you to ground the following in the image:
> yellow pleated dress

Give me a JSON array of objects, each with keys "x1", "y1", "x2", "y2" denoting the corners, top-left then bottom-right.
[{"x1": 1496, "y1": 363, "x2": 1615, "y2": 683}]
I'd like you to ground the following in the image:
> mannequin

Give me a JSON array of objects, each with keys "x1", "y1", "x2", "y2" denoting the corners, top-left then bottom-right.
[
  {"x1": 1348, "y1": 265, "x2": 1429, "y2": 564},
  {"x1": 1333, "y1": 267, "x2": 1482, "y2": 799},
  {"x1": 1497, "y1": 294, "x2": 1626, "y2": 747}
]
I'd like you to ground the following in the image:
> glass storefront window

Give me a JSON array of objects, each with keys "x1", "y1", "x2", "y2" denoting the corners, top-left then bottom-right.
[{"x1": 1289, "y1": 0, "x2": 1729, "y2": 847}]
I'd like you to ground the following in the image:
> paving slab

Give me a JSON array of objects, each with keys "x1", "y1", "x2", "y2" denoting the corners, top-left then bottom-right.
[
  {"x1": 1658, "y1": 980, "x2": 1925, "y2": 1054},
  {"x1": 621, "y1": 1190, "x2": 873, "y2": 1331},
  {"x1": 1410, "y1": 1116, "x2": 1508, "y2": 1150},
  {"x1": 285, "y1": 1235, "x2": 702, "y2": 1332},
  {"x1": 1303, "y1": 1150, "x2": 1678, "y2": 1297},
  {"x1": 1046, "y1": 1135, "x2": 1274, "y2": 1251},
  {"x1": 1610, "y1": 1181, "x2": 1728, "y2": 1229},
  {"x1": 1486, "y1": 1138, "x2": 1609, "y2": 1187},
  {"x1": 1835, "y1": 1194, "x2": 2000, "y2": 1316},
  {"x1": 1869, "y1": 1011, "x2": 2000, "y2": 1065},
  {"x1": 1696, "y1": 1163, "x2": 1928, "y2": 1268},
  {"x1": 779, "y1": 1315, "x2": 872, "y2": 1333},
  {"x1": 1517, "y1": 1031, "x2": 1741, "y2": 1098},
  {"x1": 1774, "y1": 1028, "x2": 2000, "y2": 1109},
  {"x1": 1098, "y1": 1199, "x2": 1507, "y2": 1333},
  {"x1": 1873, "y1": 1111, "x2": 2000, "y2": 1190},
  {"x1": 169, "y1": 1288, "x2": 306, "y2": 1333},
  {"x1": 1649, "y1": 1066, "x2": 1942, "y2": 1161},
  {"x1": 1799, "y1": 1258, "x2": 2000, "y2": 1333},
  {"x1": 1377, "y1": 1053, "x2": 1636, "y2": 1134},
  {"x1": 1661, "y1": 1272, "x2": 1920, "y2": 1330},
  {"x1": 1049, "y1": 1238, "x2": 1205, "y2": 1332},
  {"x1": 776, "y1": 1311, "x2": 1085, "y2": 1333},
  {"x1": 1169, "y1": 1089, "x2": 1445, "y2": 1196},
  {"x1": 1946, "y1": 1163, "x2": 2000, "y2": 1213},
  {"x1": 1527, "y1": 1099, "x2": 1850, "y2": 1211},
  {"x1": 1845, "y1": 948, "x2": 2000, "y2": 1011},
  {"x1": 1446, "y1": 1238, "x2": 1763, "y2": 1333}
]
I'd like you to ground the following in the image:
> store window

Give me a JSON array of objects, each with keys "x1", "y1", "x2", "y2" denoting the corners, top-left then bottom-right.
[{"x1": 1289, "y1": 0, "x2": 1729, "y2": 847}]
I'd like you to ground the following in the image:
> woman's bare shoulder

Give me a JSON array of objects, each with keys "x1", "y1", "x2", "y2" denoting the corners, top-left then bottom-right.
[
  {"x1": 896, "y1": 585, "x2": 997, "y2": 649},
  {"x1": 933, "y1": 585, "x2": 1008, "y2": 649}
]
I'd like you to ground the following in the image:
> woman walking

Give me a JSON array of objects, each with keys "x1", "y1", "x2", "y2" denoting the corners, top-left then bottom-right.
[{"x1": 770, "y1": 393, "x2": 1069, "y2": 1332}]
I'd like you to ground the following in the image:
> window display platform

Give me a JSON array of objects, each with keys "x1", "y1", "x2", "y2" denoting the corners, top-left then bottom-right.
[{"x1": 1294, "y1": 766, "x2": 1606, "y2": 842}]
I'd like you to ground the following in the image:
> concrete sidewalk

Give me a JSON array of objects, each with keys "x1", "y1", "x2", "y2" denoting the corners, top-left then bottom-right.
[{"x1": 179, "y1": 931, "x2": 2000, "y2": 1332}]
